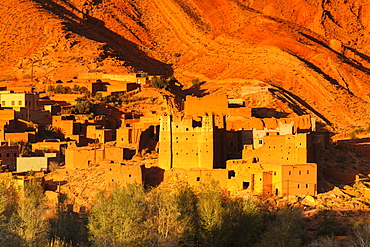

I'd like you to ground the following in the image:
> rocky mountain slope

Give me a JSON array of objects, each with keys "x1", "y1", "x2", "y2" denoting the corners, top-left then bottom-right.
[{"x1": 2, "y1": 0, "x2": 370, "y2": 131}]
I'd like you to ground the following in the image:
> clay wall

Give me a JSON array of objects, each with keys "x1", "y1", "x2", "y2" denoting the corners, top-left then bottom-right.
[
  {"x1": 0, "y1": 144, "x2": 19, "y2": 171},
  {"x1": 164, "y1": 168, "x2": 229, "y2": 188},
  {"x1": 32, "y1": 141, "x2": 68, "y2": 153},
  {"x1": 105, "y1": 163, "x2": 143, "y2": 187},
  {"x1": 158, "y1": 115, "x2": 224, "y2": 170},
  {"x1": 184, "y1": 95, "x2": 228, "y2": 117},
  {"x1": 0, "y1": 109, "x2": 15, "y2": 121},
  {"x1": 86, "y1": 126, "x2": 114, "y2": 143},
  {"x1": 16, "y1": 156, "x2": 49, "y2": 172},
  {"x1": 5, "y1": 132, "x2": 36, "y2": 143},
  {"x1": 0, "y1": 92, "x2": 38, "y2": 110},
  {"x1": 106, "y1": 82, "x2": 139, "y2": 93},
  {"x1": 227, "y1": 161, "x2": 317, "y2": 196},
  {"x1": 65, "y1": 146, "x2": 128, "y2": 169},
  {"x1": 52, "y1": 115, "x2": 75, "y2": 136},
  {"x1": 16, "y1": 108, "x2": 51, "y2": 124},
  {"x1": 243, "y1": 133, "x2": 312, "y2": 164},
  {"x1": 226, "y1": 131, "x2": 242, "y2": 159},
  {"x1": 52, "y1": 115, "x2": 87, "y2": 141},
  {"x1": 116, "y1": 126, "x2": 133, "y2": 145}
]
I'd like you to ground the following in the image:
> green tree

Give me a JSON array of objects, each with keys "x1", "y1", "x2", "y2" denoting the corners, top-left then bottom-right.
[
  {"x1": 62, "y1": 86, "x2": 72, "y2": 94},
  {"x1": 225, "y1": 197, "x2": 260, "y2": 247},
  {"x1": 151, "y1": 77, "x2": 169, "y2": 89},
  {"x1": 197, "y1": 180, "x2": 227, "y2": 247},
  {"x1": 72, "y1": 85, "x2": 81, "y2": 93},
  {"x1": 257, "y1": 208, "x2": 304, "y2": 247},
  {"x1": 306, "y1": 235, "x2": 339, "y2": 247},
  {"x1": 12, "y1": 179, "x2": 49, "y2": 247},
  {"x1": 351, "y1": 219, "x2": 370, "y2": 247},
  {"x1": 47, "y1": 85, "x2": 55, "y2": 93},
  {"x1": 146, "y1": 181, "x2": 197, "y2": 246},
  {"x1": 74, "y1": 99, "x2": 93, "y2": 114},
  {"x1": 0, "y1": 180, "x2": 21, "y2": 246},
  {"x1": 49, "y1": 203, "x2": 89, "y2": 246},
  {"x1": 54, "y1": 85, "x2": 64, "y2": 94},
  {"x1": 88, "y1": 183, "x2": 147, "y2": 246}
]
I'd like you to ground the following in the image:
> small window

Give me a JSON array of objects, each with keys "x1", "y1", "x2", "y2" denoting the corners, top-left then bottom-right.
[
  {"x1": 298, "y1": 184, "x2": 301, "y2": 188},
  {"x1": 259, "y1": 139, "x2": 263, "y2": 145},
  {"x1": 18, "y1": 101, "x2": 22, "y2": 105},
  {"x1": 306, "y1": 184, "x2": 309, "y2": 188},
  {"x1": 0, "y1": 153, "x2": 2, "y2": 158},
  {"x1": 243, "y1": 182, "x2": 250, "y2": 189},
  {"x1": 307, "y1": 170, "x2": 310, "y2": 174},
  {"x1": 1, "y1": 101, "x2": 5, "y2": 106},
  {"x1": 274, "y1": 171, "x2": 276, "y2": 175},
  {"x1": 289, "y1": 171, "x2": 292, "y2": 175},
  {"x1": 11, "y1": 101, "x2": 15, "y2": 106},
  {"x1": 13, "y1": 153, "x2": 16, "y2": 157},
  {"x1": 186, "y1": 128, "x2": 189, "y2": 131},
  {"x1": 129, "y1": 174, "x2": 132, "y2": 177},
  {"x1": 6, "y1": 153, "x2": 9, "y2": 157},
  {"x1": 196, "y1": 177, "x2": 200, "y2": 181},
  {"x1": 299, "y1": 170, "x2": 302, "y2": 175}
]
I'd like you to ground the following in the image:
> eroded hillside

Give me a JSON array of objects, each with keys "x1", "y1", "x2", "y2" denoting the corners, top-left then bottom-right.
[{"x1": 2, "y1": 0, "x2": 370, "y2": 131}]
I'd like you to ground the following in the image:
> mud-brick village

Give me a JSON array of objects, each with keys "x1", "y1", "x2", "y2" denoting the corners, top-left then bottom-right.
[{"x1": 4, "y1": 0, "x2": 370, "y2": 246}]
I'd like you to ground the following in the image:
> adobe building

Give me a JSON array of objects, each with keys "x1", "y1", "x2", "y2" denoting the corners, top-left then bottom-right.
[
  {"x1": 32, "y1": 139, "x2": 71, "y2": 165},
  {"x1": 15, "y1": 108, "x2": 51, "y2": 124},
  {"x1": 227, "y1": 161, "x2": 317, "y2": 196},
  {"x1": 0, "y1": 109, "x2": 38, "y2": 143},
  {"x1": 242, "y1": 133, "x2": 314, "y2": 164},
  {"x1": 86, "y1": 125, "x2": 114, "y2": 143},
  {"x1": 52, "y1": 115, "x2": 87, "y2": 144},
  {"x1": 0, "y1": 142, "x2": 20, "y2": 171},
  {"x1": 0, "y1": 91, "x2": 39, "y2": 110},
  {"x1": 158, "y1": 114, "x2": 226, "y2": 170}
]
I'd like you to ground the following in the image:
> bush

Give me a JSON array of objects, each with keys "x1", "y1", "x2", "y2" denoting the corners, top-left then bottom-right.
[{"x1": 151, "y1": 78, "x2": 169, "y2": 89}]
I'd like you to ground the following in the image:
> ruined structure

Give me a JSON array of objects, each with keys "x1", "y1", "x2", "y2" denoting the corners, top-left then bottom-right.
[{"x1": 65, "y1": 145, "x2": 130, "y2": 169}]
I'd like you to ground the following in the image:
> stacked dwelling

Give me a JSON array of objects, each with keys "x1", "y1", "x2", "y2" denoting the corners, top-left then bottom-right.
[{"x1": 156, "y1": 94, "x2": 322, "y2": 196}]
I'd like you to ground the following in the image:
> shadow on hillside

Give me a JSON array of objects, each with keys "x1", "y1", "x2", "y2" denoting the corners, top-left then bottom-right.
[
  {"x1": 299, "y1": 32, "x2": 370, "y2": 77},
  {"x1": 168, "y1": 80, "x2": 208, "y2": 111},
  {"x1": 269, "y1": 87, "x2": 333, "y2": 127},
  {"x1": 32, "y1": 0, "x2": 173, "y2": 77}
]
